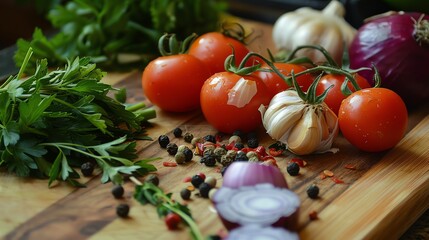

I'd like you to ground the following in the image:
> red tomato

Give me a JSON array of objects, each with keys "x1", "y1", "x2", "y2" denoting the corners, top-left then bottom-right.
[
  {"x1": 188, "y1": 32, "x2": 252, "y2": 75},
  {"x1": 142, "y1": 54, "x2": 211, "y2": 112},
  {"x1": 338, "y1": 88, "x2": 408, "y2": 152},
  {"x1": 255, "y1": 62, "x2": 314, "y2": 98},
  {"x1": 200, "y1": 72, "x2": 271, "y2": 134},
  {"x1": 165, "y1": 212, "x2": 182, "y2": 230},
  {"x1": 316, "y1": 73, "x2": 371, "y2": 115}
]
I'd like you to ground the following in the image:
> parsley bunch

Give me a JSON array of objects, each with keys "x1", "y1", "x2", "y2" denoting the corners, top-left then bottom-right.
[
  {"x1": 0, "y1": 49, "x2": 157, "y2": 187},
  {"x1": 14, "y1": 0, "x2": 227, "y2": 74}
]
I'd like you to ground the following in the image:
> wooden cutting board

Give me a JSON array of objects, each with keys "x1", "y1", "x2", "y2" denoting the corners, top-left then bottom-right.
[{"x1": 1, "y1": 19, "x2": 428, "y2": 240}]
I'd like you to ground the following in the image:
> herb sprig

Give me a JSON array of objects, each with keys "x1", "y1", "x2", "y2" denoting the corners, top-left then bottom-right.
[
  {"x1": 0, "y1": 48, "x2": 157, "y2": 187},
  {"x1": 132, "y1": 177, "x2": 204, "y2": 240}
]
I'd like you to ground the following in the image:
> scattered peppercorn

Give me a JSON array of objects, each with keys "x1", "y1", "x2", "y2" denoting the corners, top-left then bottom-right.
[
  {"x1": 182, "y1": 147, "x2": 193, "y2": 162},
  {"x1": 232, "y1": 130, "x2": 244, "y2": 139},
  {"x1": 191, "y1": 174, "x2": 204, "y2": 188},
  {"x1": 199, "y1": 182, "x2": 213, "y2": 198},
  {"x1": 116, "y1": 203, "x2": 130, "y2": 218},
  {"x1": 287, "y1": 162, "x2": 300, "y2": 176},
  {"x1": 80, "y1": 162, "x2": 94, "y2": 177},
  {"x1": 247, "y1": 138, "x2": 259, "y2": 148},
  {"x1": 174, "y1": 152, "x2": 186, "y2": 164},
  {"x1": 145, "y1": 174, "x2": 160, "y2": 186},
  {"x1": 173, "y1": 127, "x2": 182, "y2": 138},
  {"x1": 203, "y1": 134, "x2": 216, "y2": 143},
  {"x1": 234, "y1": 151, "x2": 248, "y2": 161},
  {"x1": 158, "y1": 135, "x2": 170, "y2": 148},
  {"x1": 183, "y1": 132, "x2": 194, "y2": 143},
  {"x1": 307, "y1": 184, "x2": 320, "y2": 199},
  {"x1": 234, "y1": 142, "x2": 245, "y2": 150},
  {"x1": 204, "y1": 176, "x2": 217, "y2": 188},
  {"x1": 228, "y1": 135, "x2": 242, "y2": 144},
  {"x1": 111, "y1": 185, "x2": 124, "y2": 199},
  {"x1": 201, "y1": 155, "x2": 217, "y2": 167},
  {"x1": 166, "y1": 142, "x2": 178, "y2": 155},
  {"x1": 180, "y1": 188, "x2": 191, "y2": 200}
]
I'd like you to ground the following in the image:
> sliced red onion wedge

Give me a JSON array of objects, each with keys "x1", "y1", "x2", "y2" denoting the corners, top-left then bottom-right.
[
  {"x1": 222, "y1": 161, "x2": 288, "y2": 189},
  {"x1": 225, "y1": 225, "x2": 300, "y2": 240},
  {"x1": 213, "y1": 183, "x2": 300, "y2": 231}
]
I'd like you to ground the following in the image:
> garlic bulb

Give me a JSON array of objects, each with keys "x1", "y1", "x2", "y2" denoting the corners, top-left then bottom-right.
[
  {"x1": 272, "y1": 0, "x2": 356, "y2": 65},
  {"x1": 259, "y1": 90, "x2": 339, "y2": 155}
]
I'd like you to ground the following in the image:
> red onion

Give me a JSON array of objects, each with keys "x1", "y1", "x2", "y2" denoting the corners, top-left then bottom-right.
[
  {"x1": 348, "y1": 12, "x2": 429, "y2": 107},
  {"x1": 225, "y1": 225, "x2": 299, "y2": 240},
  {"x1": 222, "y1": 161, "x2": 288, "y2": 189},
  {"x1": 212, "y1": 183, "x2": 300, "y2": 231}
]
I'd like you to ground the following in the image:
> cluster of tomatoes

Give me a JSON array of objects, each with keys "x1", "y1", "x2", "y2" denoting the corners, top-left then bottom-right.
[{"x1": 141, "y1": 30, "x2": 408, "y2": 153}]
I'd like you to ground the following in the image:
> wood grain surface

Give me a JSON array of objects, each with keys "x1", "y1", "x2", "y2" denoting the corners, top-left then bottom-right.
[{"x1": 1, "y1": 19, "x2": 428, "y2": 240}]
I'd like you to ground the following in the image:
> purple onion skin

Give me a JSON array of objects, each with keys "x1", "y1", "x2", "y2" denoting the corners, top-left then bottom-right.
[
  {"x1": 349, "y1": 12, "x2": 429, "y2": 108},
  {"x1": 222, "y1": 161, "x2": 289, "y2": 189}
]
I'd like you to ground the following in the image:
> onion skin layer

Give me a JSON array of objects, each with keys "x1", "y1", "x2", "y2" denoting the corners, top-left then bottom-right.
[{"x1": 348, "y1": 12, "x2": 429, "y2": 108}]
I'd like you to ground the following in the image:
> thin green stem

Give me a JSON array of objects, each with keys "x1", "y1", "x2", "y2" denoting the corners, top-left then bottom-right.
[{"x1": 162, "y1": 203, "x2": 204, "y2": 240}]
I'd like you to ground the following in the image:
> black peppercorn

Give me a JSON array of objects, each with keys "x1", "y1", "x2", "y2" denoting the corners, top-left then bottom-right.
[
  {"x1": 180, "y1": 188, "x2": 191, "y2": 200},
  {"x1": 183, "y1": 132, "x2": 194, "y2": 143},
  {"x1": 287, "y1": 162, "x2": 300, "y2": 176},
  {"x1": 173, "y1": 127, "x2": 182, "y2": 138},
  {"x1": 158, "y1": 135, "x2": 170, "y2": 148},
  {"x1": 111, "y1": 185, "x2": 124, "y2": 199},
  {"x1": 191, "y1": 174, "x2": 204, "y2": 188},
  {"x1": 232, "y1": 130, "x2": 244, "y2": 139},
  {"x1": 81, "y1": 162, "x2": 94, "y2": 177},
  {"x1": 145, "y1": 174, "x2": 160, "y2": 186},
  {"x1": 307, "y1": 184, "x2": 320, "y2": 199},
  {"x1": 182, "y1": 147, "x2": 193, "y2": 162},
  {"x1": 247, "y1": 138, "x2": 259, "y2": 148},
  {"x1": 203, "y1": 134, "x2": 216, "y2": 143},
  {"x1": 201, "y1": 155, "x2": 217, "y2": 167},
  {"x1": 234, "y1": 151, "x2": 248, "y2": 161},
  {"x1": 166, "y1": 142, "x2": 178, "y2": 155},
  {"x1": 234, "y1": 142, "x2": 245, "y2": 150},
  {"x1": 199, "y1": 182, "x2": 212, "y2": 198},
  {"x1": 116, "y1": 203, "x2": 130, "y2": 218}
]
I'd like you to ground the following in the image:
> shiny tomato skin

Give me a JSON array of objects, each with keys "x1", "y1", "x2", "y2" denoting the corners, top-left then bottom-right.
[
  {"x1": 200, "y1": 72, "x2": 271, "y2": 134},
  {"x1": 338, "y1": 88, "x2": 408, "y2": 152},
  {"x1": 316, "y1": 73, "x2": 371, "y2": 115},
  {"x1": 142, "y1": 54, "x2": 211, "y2": 113},
  {"x1": 188, "y1": 32, "x2": 251, "y2": 75},
  {"x1": 255, "y1": 62, "x2": 314, "y2": 98}
]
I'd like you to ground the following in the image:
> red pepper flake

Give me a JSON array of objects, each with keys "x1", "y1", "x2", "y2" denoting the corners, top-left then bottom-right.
[
  {"x1": 163, "y1": 161, "x2": 178, "y2": 167},
  {"x1": 255, "y1": 146, "x2": 268, "y2": 157},
  {"x1": 261, "y1": 158, "x2": 278, "y2": 167},
  {"x1": 195, "y1": 142, "x2": 204, "y2": 156},
  {"x1": 319, "y1": 172, "x2": 327, "y2": 180},
  {"x1": 323, "y1": 170, "x2": 334, "y2": 177},
  {"x1": 183, "y1": 176, "x2": 192, "y2": 182},
  {"x1": 291, "y1": 158, "x2": 307, "y2": 167},
  {"x1": 344, "y1": 164, "x2": 357, "y2": 170},
  {"x1": 332, "y1": 176, "x2": 344, "y2": 184},
  {"x1": 269, "y1": 148, "x2": 283, "y2": 157},
  {"x1": 309, "y1": 210, "x2": 318, "y2": 220}
]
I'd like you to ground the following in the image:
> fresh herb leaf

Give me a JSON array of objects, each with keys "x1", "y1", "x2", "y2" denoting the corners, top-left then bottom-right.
[
  {"x1": 1, "y1": 49, "x2": 157, "y2": 186},
  {"x1": 14, "y1": 0, "x2": 227, "y2": 74},
  {"x1": 133, "y1": 179, "x2": 204, "y2": 240}
]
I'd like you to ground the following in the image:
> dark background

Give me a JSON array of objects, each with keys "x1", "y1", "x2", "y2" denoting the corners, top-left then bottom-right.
[{"x1": 0, "y1": 0, "x2": 425, "y2": 49}]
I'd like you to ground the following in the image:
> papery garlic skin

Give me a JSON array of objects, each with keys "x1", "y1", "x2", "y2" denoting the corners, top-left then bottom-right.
[{"x1": 259, "y1": 90, "x2": 339, "y2": 155}]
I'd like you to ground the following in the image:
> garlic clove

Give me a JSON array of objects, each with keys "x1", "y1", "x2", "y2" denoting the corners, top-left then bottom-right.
[
  {"x1": 269, "y1": 104, "x2": 306, "y2": 141},
  {"x1": 286, "y1": 107, "x2": 322, "y2": 155},
  {"x1": 227, "y1": 77, "x2": 257, "y2": 108},
  {"x1": 315, "y1": 107, "x2": 339, "y2": 153}
]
